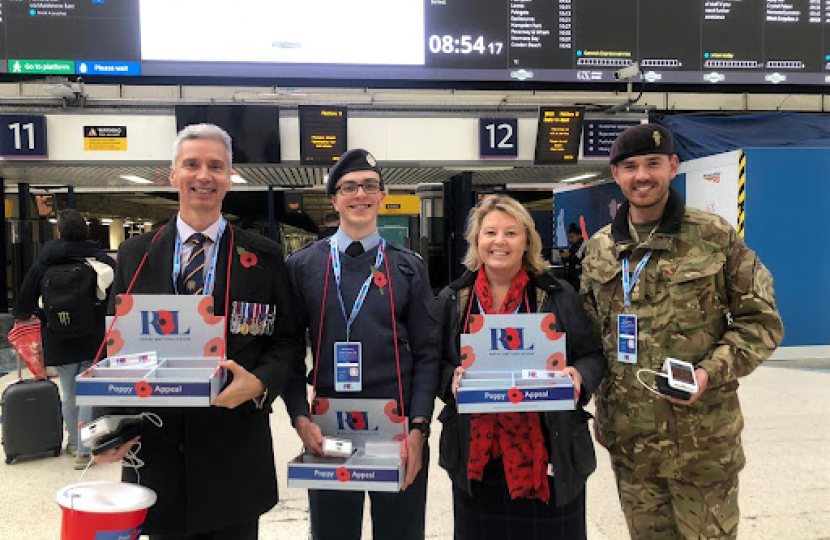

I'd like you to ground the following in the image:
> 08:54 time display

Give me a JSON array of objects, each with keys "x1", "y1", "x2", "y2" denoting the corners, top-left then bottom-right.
[{"x1": 428, "y1": 35, "x2": 504, "y2": 55}]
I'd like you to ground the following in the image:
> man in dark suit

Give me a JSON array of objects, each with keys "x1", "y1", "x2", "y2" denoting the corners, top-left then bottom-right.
[{"x1": 95, "y1": 123, "x2": 304, "y2": 539}]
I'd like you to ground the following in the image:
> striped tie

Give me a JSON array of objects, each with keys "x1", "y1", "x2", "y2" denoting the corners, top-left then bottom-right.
[{"x1": 181, "y1": 233, "x2": 208, "y2": 295}]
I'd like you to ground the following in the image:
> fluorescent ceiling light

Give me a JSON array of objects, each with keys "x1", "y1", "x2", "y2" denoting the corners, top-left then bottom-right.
[
  {"x1": 48, "y1": 218, "x2": 57, "y2": 224},
  {"x1": 231, "y1": 174, "x2": 247, "y2": 184},
  {"x1": 443, "y1": 166, "x2": 514, "y2": 172},
  {"x1": 561, "y1": 173, "x2": 599, "y2": 183},
  {"x1": 120, "y1": 175, "x2": 153, "y2": 184},
  {"x1": 101, "y1": 218, "x2": 113, "y2": 225}
]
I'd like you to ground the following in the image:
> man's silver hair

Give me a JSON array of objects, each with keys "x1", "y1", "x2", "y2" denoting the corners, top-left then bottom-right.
[{"x1": 171, "y1": 123, "x2": 233, "y2": 167}]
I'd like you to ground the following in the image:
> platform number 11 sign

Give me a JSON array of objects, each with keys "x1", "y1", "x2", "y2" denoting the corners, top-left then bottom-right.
[
  {"x1": 479, "y1": 118, "x2": 518, "y2": 159},
  {"x1": 0, "y1": 114, "x2": 47, "y2": 158}
]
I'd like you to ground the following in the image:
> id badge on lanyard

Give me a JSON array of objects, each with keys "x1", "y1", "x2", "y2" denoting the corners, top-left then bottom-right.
[
  {"x1": 617, "y1": 250, "x2": 652, "y2": 365},
  {"x1": 617, "y1": 314, "x2": 638, "y2": 364},
  {"x1": 329, "y1": 236, "x2": 385, "y2": 393},
  {"x1": 334, "y1": 342, "x2": 362, "y2": 392}
]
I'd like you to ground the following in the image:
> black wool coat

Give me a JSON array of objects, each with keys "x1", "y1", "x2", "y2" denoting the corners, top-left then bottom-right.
[{"x1": 104, "y1": 217, "x2": 304, "y2": 536}]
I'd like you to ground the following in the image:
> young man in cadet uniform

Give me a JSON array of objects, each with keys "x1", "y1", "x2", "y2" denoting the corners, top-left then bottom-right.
[
  {"x1": 283, "y1": 149, "x2": 439, "y2": 540},
  {"x1": 580, "y1": 123, "x2": 783, "y2": 539}
]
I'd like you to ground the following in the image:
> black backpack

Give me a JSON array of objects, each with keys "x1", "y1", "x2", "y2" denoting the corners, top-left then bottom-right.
[{"x1": 40, "y1": 260, "x2": 99, "y2": 338}]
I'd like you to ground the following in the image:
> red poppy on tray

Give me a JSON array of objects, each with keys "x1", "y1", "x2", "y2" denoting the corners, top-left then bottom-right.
[
  {"x1": 503, "y1": 328, "x2": 521, "y2": 350},
  {"x1": 155, "y1": 310, "x2": 176, "y2": 335},
  {"x1": 198, "y1": 297, "x2": 224, "y2": 325},
  {"x1": 311, "y1": 398, "x2": 329, "y2": 416},
  {"x1": 135, "y1": 381, "x2": 153, "y2": 399},
  {"x1": 508, "y1": 388, "x2": 523, "y2": 404},
  {"x1": 106, "y1": 329, "x2": 124, "y2": 356},
  {"x1": 204, "y1": 338, "x2": 224, "y2": 357},
  {"x1": 547, "y1": 353, "x2": 565, "y2": 371},
  {"x1": 541, "y1": 314, "x2": 564, "y2": 340},
  {"x1": 336, "y1": 467, "x2": 351, "y2": 482},
  {"x1": 384, "y1": 400, "x2": 404, "y2": 423},
  {"x1": 348, "y1": 412, "x2": 367, "y2": 430},
  {"x1": 115, "y1": 294, "x2": 134, "y2": 317},
  {"x1": 460, "y1": 346, "x2": 476, "y2": 369},
  {"x1": 467, "y1": 314, "x2": 484, "y2": 334}
]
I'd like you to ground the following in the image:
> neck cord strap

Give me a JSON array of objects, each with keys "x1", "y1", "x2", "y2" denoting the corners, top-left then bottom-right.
[{"x1": 310, "y1": 250, "x2": 333, "y2": 409}]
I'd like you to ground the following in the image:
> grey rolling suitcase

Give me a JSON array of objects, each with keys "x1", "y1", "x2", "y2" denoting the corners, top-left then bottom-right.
[{"x1": 1, "y1": 354, "x2": 63, "y2": 464}]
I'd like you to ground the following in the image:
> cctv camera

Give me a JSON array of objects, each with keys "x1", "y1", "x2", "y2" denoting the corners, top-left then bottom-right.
[{"x1": 614, "y1": 62, "x2": 641, "y2": 81}]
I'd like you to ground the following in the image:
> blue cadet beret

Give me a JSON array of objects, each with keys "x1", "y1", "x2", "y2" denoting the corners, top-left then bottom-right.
[
  {"x1": 326, "y1": 149, "x2": 383, "y2": 196},
  {"x1": 609, "y1": 123, "x2": 675, "y2": 165}
]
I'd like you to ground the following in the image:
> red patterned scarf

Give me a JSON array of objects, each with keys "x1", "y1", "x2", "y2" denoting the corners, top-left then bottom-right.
[{"x1": 467, "y1": 267, "x2": 551, "y2": 503}]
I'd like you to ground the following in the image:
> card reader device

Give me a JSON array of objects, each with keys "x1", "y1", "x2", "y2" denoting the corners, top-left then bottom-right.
[
  {"x1": 656, "y1": 358, "x2": 698, "y2": 400},
  {"x1": 321, "y1": 437, "x2": 354, "y2": 459},
  {"x1": 81, "y1": 414, "x2": 145, "y2": 455}
]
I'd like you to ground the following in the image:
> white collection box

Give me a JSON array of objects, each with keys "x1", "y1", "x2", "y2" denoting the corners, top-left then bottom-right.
[
  {"x1": 76, "y1": 294, "x2": 227, "y2": 407},
  {"x1": 287, "y1": 398, "x2": 407, "y2": 492},
  {"x1": 456, "y1": 313, "x2": 575, "y2": 414}
]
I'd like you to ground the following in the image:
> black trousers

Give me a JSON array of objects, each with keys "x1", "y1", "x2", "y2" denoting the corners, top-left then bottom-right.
[
  {"x1": 148, "y1": 518, "x2": 258, "y2": 540},
  {"x1": 308, "y1": 443, "x2": 430, "y2": 540}
]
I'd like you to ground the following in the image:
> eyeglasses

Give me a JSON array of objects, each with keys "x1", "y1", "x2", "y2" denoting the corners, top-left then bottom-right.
[{"x1": 334, "y1": 181, "x2": 382, "y2": 195}]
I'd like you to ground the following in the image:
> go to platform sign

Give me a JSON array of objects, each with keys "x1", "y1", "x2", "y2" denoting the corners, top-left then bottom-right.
[
  {"x1": 0, "y1": 114, "x2": 47, "y2": 158},
  {"x1": 480, "y1": 118, "x2": 518, "y2": 158}
]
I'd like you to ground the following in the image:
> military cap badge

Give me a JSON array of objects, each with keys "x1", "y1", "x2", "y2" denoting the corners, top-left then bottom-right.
[{"x1": 652, "y1": 130, "x2": 661, "y2": 147}]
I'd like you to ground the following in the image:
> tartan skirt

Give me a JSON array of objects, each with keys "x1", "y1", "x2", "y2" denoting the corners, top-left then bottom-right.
[{"x1": 452, "y1": 459, "x2": 586, "y2": 540}]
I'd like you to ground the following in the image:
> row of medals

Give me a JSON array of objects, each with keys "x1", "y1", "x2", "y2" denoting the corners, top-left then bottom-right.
[{"x1": 230, "y1": 301, "x2": 276, "y2": 336}]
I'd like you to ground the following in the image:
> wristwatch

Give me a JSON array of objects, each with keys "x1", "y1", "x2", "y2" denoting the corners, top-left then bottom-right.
[{"x1": 409, "y1": 420, "x2": 431, "y2": 439}]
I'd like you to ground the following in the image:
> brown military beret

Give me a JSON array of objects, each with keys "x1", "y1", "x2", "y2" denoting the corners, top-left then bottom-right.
[
  {"x1": 326, "y1": 149, "x2": 383, "y2": 196},
  {"x1": 609, "y1": 123, "x2": 675, "y2": 165}
]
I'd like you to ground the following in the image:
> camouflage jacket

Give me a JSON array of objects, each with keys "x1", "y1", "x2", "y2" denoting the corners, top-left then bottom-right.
[{"x1": 581, "y1": 190, "x2": 783, "y2": 482}]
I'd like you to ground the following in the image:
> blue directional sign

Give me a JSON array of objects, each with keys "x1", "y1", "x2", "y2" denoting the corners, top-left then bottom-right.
[
  {"x1": 479, "y1": 118, "x2": 518, "y2": 158},
  {"x1": 582, "y1": 120, "x2": 642, "y2": 159},
  {"x1": 77, "y1": 61, "x2": 141, "y2": 76},
  {"x1": 0, "y1": 114, "x2": 47, "y2": 158}
]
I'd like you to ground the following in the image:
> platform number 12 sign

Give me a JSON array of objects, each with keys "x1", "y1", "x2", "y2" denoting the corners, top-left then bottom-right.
[
  {"x1": 0, "y1": 114, "x2": 47, "y2": 158},
  {"x1": 479, "y1": 118, "x2": 518, "y2": 159}
]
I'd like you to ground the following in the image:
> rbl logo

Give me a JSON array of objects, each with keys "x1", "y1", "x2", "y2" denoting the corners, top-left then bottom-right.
[
  {"x1": 490, "y1": 327, "x2": 534, "y2": 351},
  {"x1": 140, "y1": 310, "x2": 190, "y2": 336},
  {"x1": 336, "y1": 411, "x2": 378, "y2": 431}
]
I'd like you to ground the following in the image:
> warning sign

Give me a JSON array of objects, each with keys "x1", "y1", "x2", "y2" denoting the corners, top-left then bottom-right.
[{"x1": 83, "y1": 126, "x2": 127, "y2": 151}]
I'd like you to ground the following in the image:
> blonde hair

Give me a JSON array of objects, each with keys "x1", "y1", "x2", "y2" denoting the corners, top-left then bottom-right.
[{"x1": 462, "y1": 194, "x2": 549, "y2": 275}]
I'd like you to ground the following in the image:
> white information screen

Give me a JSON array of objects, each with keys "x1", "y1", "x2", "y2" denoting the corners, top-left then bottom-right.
[{"x1": 139, "y1": 0, "x2": 425, "y2": 65}]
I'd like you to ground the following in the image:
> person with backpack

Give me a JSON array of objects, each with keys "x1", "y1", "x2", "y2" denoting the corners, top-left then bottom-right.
[{"x1": 13, "y1": 208, "x2": 115, "y2": 469}]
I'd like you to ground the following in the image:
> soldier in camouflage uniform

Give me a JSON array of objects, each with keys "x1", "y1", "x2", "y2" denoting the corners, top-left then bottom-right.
[{"x1": 580, "y1": 123, "x2": 784, "y2": 540}]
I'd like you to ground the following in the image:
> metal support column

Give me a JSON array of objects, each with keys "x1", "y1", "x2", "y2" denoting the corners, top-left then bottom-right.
[
  {"x1": 446, "y1": 171, "x2": 473, "y2": 282},
  {"x1": 18, "y1": 183, "x2": 34, "y2": 277},
  {"x1": 0, "y1": 177, "x2": 6, "y2": 311},
  {"x1": 267, "y1": 185, "x2": 276, "y2": 241},
  {"x1": 67, "y1": 185, "x2": 76, "y2": 209}
]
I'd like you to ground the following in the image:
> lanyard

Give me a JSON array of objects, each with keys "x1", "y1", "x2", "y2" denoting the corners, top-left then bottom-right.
[
  {"x1": 621, "y1": 250, "x2": 653, "y2": 308},
  {"x1": 172, "y1": 218, "x2": 227, "y2": 296},
  {"x1": 330, "y1": 235, "x2": 386, "y2": 341}
]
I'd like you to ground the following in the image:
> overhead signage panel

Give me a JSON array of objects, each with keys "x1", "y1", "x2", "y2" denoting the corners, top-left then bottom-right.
[{"x1": 534, "y1": 107, "x2": 584, "y2": 165}]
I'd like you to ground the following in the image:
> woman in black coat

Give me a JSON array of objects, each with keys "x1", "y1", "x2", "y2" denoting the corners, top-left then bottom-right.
[
  {"x1": 430, "y1": 195, "x2": 606, "y2": 540},
  {"x1": 13, "y1": 209, "x2": 115, "y2": 467}
]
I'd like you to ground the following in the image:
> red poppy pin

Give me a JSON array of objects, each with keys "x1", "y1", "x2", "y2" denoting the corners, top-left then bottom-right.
[
  {"x1": 508, "y1": 388, "x2": 523, "y2": 404},
  {"x1": 236, "y1": 246, "x2": 258, "y2": 268},
  {"x1": 336, "y1": 467, "x2": 351, "y2": 482},
  {"x1": 371, "y1": 267, "x2": 387, "y2": 295}
]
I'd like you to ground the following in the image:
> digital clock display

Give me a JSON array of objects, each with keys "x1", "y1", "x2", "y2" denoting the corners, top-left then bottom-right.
[{"x1": 2, "y1": 0, "x2": 830, "y2": 86}]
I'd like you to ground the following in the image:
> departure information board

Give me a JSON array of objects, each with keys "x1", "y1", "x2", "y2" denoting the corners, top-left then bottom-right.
[
  {"x1": 534, "y1": 107, "x2": 583, "y2": 165},
  {"x1": 298, "y1": 106, "x2": 347, "y2": 165},
  {"x1": 3, "y1": 1, "x2": 830, "y2": 86}
]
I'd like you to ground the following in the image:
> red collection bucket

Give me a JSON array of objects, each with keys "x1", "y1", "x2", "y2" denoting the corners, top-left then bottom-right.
[{"x1": 56, "y1": 481, "x2": 157, "y2": 540}]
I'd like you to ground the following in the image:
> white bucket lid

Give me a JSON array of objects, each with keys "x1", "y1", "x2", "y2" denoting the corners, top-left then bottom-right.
[{"x1": 56, "y1": 481, "x2": 157, "y2": 514}]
